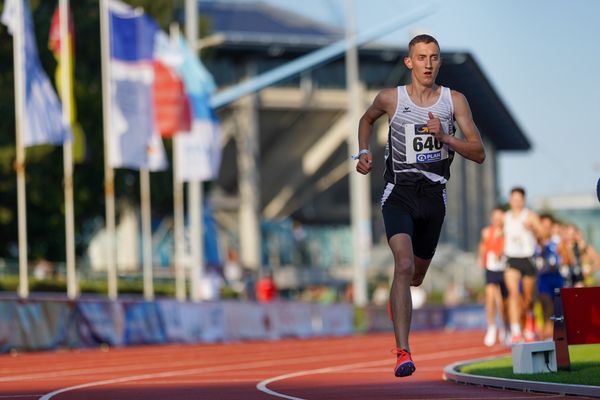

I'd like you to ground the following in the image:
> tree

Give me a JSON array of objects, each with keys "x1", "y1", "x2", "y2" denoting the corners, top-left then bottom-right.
[{"x1": 0, "y1": 0, "x2": 182, "y2": 261}]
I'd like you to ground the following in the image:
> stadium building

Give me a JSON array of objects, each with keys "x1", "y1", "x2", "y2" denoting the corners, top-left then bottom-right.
[{"x1": 196, "y1": 1, "x2": 530, "y2": 275}]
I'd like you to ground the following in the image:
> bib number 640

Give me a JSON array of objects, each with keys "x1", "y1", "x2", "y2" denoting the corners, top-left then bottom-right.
[{"x1": 413, "y1": 136, "x2": 443, "y2": 152}]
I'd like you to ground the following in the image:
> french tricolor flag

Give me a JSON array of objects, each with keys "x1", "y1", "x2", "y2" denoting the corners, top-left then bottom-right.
[
  {"x1": 106, "y1": 0, "x2": 220, "y2": 179},
  {"x1": 107, "y1": 0, "x2": 170, "y2": 171}
]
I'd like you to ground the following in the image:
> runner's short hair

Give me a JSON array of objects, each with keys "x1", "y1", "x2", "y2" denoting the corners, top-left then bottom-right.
[
  {"x1": 539, "y1": 213, "x2": 555, "y2": 223},
  {"x1": 408, "y1": 34, "x2": 439, "y2": 54},
  {"x1": 510, "y1": 186, "x2": 526, "y2": 197}
]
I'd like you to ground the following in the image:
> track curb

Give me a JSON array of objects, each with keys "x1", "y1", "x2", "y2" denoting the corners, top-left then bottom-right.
[{"x1": 443, "y1": 356, "x2": 600, "y2": 398}]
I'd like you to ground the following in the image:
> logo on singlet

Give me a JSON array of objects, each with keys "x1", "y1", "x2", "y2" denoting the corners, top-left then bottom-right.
[
  {"x1": 402, "y1": 106, "x2": 411, "y2": 113},
  {"x1": 416, "y1": 153, "x2": 442, "y2": 162},
  {"x1": 415, "y1": 124, "x2": 429, "y2": 134}
]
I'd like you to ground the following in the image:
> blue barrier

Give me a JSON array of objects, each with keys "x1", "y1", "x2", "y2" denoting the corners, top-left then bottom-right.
[
  {"x1": 0, "y1": 297, "x2": 354, "y2": 352},
  {"x1": 0, "y1": 297, "x2": 484, "y2": 352},
  {"x1": 364, "y1": 304, "x2": 485, "y2": 332}
]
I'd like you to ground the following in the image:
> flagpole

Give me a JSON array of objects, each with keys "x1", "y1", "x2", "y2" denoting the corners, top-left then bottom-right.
[
  {"x1": 171, "y1": 24, "x2": 186, "y2": 303},
  {"x1": 59, "y1": 0, "x2": 77, "y2": 299},
  {"x1": 188, "y1": 179, "x2": 203, "y2": 302},
  {"x1": 100, "y1": 0, "x2": 118, "y2": 300},
  {"x1": 140, "y1": 168, "x2": 154, "y2": 300},
  {"x1": 12, "y1": 0, "x2": 29, "y2": 299},
  {"x1": 185, "y1": 0, "x2": 203, "y2": 302},
  {"x1": 173, "y1": 136, "x2": 186, "y2": 302},
  {"x1": 345, "y1": 0, "x2": 371, "y2": 307}
]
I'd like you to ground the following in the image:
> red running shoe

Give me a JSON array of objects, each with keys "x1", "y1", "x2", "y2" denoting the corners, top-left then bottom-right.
[
  {"x1": 510, "y1": 333, "x2": 523, "y2": 345},
  {"x1": 394, "y1": 348, "x2": 416, "y2": 377}
]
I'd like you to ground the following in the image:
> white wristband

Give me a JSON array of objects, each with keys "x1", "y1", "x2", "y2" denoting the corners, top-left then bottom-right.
[{"x1": 351, "y1": 149, "x2": 370, "y2": 160}]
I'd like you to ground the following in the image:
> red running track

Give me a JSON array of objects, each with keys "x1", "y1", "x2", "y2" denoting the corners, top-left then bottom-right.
[{"x1": 0, "y1": 330, "x2": 580, "y2": 400}]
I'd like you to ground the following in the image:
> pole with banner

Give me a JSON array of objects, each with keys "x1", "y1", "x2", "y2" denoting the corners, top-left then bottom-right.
[
  {"x1": 6, "y1": 0, "x2": 29, "y2": 298},
  {"x1": 171, "y1": 30, "x2": 222, "y2": 299},
  {"x1": 57, "y1": 0, "x2": 78, "y2": 299},
  {"x1": 3, "y1": 0, "x2": 73, "y2": 298},
  {"x1": 104, "y1": 0, "x2": 170, "y2": 301},
  {"x1": 170, "y1": 24, "x2": 187, "y2": 302}
]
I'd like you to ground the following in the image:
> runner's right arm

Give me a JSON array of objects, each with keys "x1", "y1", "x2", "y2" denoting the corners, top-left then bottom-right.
[
  {"x1": 477, "y1": 227, "x2": 489, "y2": 268},
  {"x1": 356, "y1": 88, "x2": 395, "y2": 175}
]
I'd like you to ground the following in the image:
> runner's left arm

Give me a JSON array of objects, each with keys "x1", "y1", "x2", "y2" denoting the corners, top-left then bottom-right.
[
  {"x1": 526, "y1": 211, "x2": 545, "y2": 239},
  {"x1": 428, "y1": 90, "x2": 485, "y2": 164}
]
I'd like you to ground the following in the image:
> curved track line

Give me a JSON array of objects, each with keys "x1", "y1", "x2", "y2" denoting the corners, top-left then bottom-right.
[
  {"x1": 37, "y1": 350, "x2": 385, "y2": 400},
  {"x1": 39, "y1": 363, "x2": 281, "y2": 400},
  {"x1": 256, "y1": 346, "x2": 491, "y2": 400},
  {"x1": 257, "y1": 359, "x2": 389, "y2": 400}
]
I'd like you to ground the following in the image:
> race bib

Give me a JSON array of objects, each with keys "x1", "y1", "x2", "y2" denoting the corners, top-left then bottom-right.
[
  {"x1": 486, "y1": 252, "x2": 505, "y2": 271},
  {"x1": 404, "y1": 123, "x2": 449, "y2": 164}
]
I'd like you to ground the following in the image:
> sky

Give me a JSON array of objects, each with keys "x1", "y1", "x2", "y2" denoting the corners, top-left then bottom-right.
[{"x1": 234, "y1": 0, "x2": 600, "y2": 205}]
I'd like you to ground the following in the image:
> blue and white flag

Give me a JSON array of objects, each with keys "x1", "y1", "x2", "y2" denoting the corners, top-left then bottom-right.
[
  {"x1": 107, "y1": 0, "x2": 167, "y2": 171},
  {"x1": 1, "y1": 0, "x2": 71, "y2": 147},
  {"x1": 172, "y1": 36, "x2": 221, "y2": 182}
]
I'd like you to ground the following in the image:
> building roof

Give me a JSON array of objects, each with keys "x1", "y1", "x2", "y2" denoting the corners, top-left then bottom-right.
[
  {"x1": 199, "y1": 1, "x2": 530, "y2": 151},
  {"x1": 199, "y1": 1, "x2": 342, "y2": 47},
  {"x1": 437, "y1": 53, "x2": 530, "y2": 151}
]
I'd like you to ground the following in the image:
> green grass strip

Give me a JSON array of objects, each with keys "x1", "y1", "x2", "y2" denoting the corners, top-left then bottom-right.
[{"x1": 460, "y1": 344, "x2": 600, "y2": 386}]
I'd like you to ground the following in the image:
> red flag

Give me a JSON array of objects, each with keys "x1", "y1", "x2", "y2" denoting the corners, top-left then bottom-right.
[
  {"x1": 153, "y1": 61, "x2": 192, "y2": 137},
  {"x1": 48, "y1": 4, "x2": 74, "y2": 57}
]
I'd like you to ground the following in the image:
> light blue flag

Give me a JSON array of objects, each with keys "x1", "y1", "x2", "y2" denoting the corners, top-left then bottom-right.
[
  {"x1": 176, "y1": 36, "x2": 216, "y2": 97},
  {"x1": 172, "y1": 36, "x2": 221, "y2": 182},
  {"x1": 1, "y1": 0, "x2": 71, "y2": 147}
]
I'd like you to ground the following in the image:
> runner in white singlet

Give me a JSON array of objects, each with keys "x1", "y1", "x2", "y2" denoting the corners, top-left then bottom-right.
[
  {"x1": 354, "y1": 34, "x2": 486, "y2": 377},
  {"x1": 503, "y1": 187, "x2": 542, "y2": 343}
]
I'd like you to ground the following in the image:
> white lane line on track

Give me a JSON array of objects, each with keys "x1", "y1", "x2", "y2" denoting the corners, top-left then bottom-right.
[
  {"x1": 0, "y1": 396, "x2": 44, "y2": 398},
  {"x1": 121, "y1": 378, "x2": 262, "y2": 385},
  {"x1": 4, "y1": 346, "x2": 373, "y2": 384},
  {"x1": 399, "y1": 397, "x2": 565, "y2": 400},
  {"x1": 37, "y1": 350, "x2": 392, "y2": 400},
  {"x1": 38, "y1": 364, "x2": 273, "y2": 400},
  {"x1": 257, "y1": 359, "x2": 389, "y2": 400},
  {"x1": 255, "y1": 346, "x2": 506, "y2": 400}
]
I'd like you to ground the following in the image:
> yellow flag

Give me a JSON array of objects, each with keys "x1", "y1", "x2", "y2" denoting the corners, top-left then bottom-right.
[{"x1": 49, "y1": 4, "x2": 86, "y2": 163}]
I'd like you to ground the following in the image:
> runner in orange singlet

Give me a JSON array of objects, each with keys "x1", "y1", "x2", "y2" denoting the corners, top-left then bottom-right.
[{"x1": 478, "y1": 207, "x2": 509, "y2": 346}]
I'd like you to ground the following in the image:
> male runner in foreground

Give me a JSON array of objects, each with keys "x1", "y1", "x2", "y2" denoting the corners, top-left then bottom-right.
[{"x1": 354, "y1": 34, "x2": 485, "y2": 377}]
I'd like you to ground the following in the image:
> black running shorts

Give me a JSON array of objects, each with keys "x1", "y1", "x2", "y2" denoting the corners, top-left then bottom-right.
[
  {"x1": 506, "y1": 257, "x2": 537, "y2": 277},
  {"x1": 485, "y1": 269, "x2": 508, "y2": 298},
  {"x1": 381, "y1": 182, "x2": 446, "y2": 260}
]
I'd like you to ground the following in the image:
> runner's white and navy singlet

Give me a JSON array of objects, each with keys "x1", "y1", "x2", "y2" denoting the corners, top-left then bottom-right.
[
  {"x1": 504, "y1": 209, "x2": 537, "y2": 258},
  {"x1": 384, "y1": 85, "x2": 456, "y2": 185}
]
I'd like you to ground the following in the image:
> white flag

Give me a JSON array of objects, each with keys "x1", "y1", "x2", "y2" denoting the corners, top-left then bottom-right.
[
  {"x1": 176, "y1": 117, "x2": 221, "y2": 182},
  {"x1": 1, "y1": 0, "x2": 71, "y2": 147}
]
